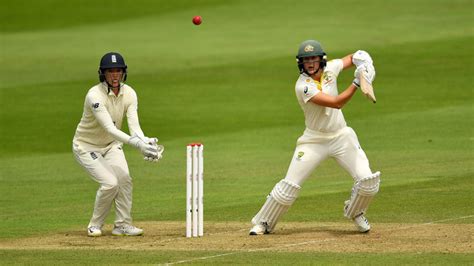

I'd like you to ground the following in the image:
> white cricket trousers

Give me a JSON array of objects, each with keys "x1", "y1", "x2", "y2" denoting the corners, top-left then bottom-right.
[
  {"x1": 285, "y1": 127, "x2": 373, "y2": 186},
  {"x1": 73, "y1": 143, "x2": 133, "y2": 228}
]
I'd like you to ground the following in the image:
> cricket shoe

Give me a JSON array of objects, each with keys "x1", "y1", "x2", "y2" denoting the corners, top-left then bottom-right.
[
  {"x1": 87, "y1": 226, "x2": 102, "y2": 237},
  {"x1": 344, "y1": 200, "x2": 370, "y2": 233},
  {"x1": 352, "y1": 214, "x2": 371, "y2": 233},
  {"x1": 112, "y1": 224, "x2": 144, "y2": 236},
  {"x1": 249, "y1": 222, "x2": 270, "y2": 235}
]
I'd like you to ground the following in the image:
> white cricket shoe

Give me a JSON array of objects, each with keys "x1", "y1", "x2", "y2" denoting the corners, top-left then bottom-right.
[
  {"x1": 344, "y1": 200, "x2": 371, "y2": 233},
  {"x1": 249, "y1": 223, "x2": 269, "y2": 235},
  {"x1": 112, "y1": 224, "x2": 144, "y2": 236},
  {"x1": 87, "y1": 226, "x2": 102, "y2": 237},
  {"x1": 353, "y1": 214, "x2": 371, "y2": 233}
]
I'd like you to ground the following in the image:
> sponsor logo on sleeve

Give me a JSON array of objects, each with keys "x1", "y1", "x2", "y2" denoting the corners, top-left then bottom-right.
[
  {"x1": 90, "y1": 152, "x2": 98, "y2": 160},
  {"x1": 303, "y1": 86, "x2": 309, "y2": 95},
  {"x1": 92, "y1": 103, "x2": 100, "y2": 109},
  {"x1": 297, "y1": 151, "x2": 305, "y2": 160}
]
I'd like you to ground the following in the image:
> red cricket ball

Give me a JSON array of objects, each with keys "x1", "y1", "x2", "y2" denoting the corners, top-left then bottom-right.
[{"x1": 192, "y1": 16, "x2": 202, "y2": 25}]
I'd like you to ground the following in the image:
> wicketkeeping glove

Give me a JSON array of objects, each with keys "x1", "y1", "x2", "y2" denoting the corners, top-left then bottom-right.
[
  {"x1": 128, "y1": 134, "x2": 159, "y2": 160},
  {"x1": 144, "y1": 144, "x2": 164, "y2": 162},
  {"x1": 142, "y1": 136, "x2": 158, "y2": 146},
  {"x1": 141, "y1": 135, "x2": 163, "y2": 162}
]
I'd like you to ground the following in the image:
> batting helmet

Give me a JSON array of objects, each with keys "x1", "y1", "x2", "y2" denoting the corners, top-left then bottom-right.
[
  {"x1": 296, "y1": 40, "x2": 327, "y2": 74},
  {"x1": 98, "y1": 52, "x2": 128, "y2": 83}
]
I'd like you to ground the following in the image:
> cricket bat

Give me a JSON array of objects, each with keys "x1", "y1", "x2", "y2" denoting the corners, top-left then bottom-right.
[{"x1": 359, "y1": 71, "x2": 376, "y2": 103}]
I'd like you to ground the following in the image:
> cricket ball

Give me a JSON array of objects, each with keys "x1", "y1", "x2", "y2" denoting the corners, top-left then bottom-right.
[{"x1": 192, "y1": 16, "x2": 202, "y2": 25}]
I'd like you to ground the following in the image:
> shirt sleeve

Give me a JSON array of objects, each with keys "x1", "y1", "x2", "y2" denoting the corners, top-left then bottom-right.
[
  {"x1": 86, "y1": 92, "x2": 131, "y2": 144},
  {"x1": 296, "y1": 81, "x2": 320, "y2": 103},
  {"x1": 325, "y1": 59, "x2": 344, "y2": 77},
  {"x1": 126, "y1": 89, "x2": 145, "y2": 138}
]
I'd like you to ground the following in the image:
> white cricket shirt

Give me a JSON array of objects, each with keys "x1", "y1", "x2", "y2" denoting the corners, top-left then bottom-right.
[
  {"x1": 73, "y1": 82, "x2": 144, "y2": 152},
  {"x1": 295, "y1": 59, "x2": 347, "y2": 133}
]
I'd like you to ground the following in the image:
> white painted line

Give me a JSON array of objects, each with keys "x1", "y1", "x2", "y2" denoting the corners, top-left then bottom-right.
[
  {"x1": 162, "y1": 237, "x2": 338, "y2": 266},
  {"x1": 391, "y1": 214, "x2": 474, "y2": 231},
  {"x1": 424, "y1": 214, "x2": 474, "y2": 224}
]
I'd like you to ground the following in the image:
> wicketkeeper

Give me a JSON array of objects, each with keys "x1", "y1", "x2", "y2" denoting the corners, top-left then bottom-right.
[
  {"x1": 250, "y1": 40, "x2": 380, "y2": 235},
  {"x1": 73, "y1": 52, "x2": 163, "y2": 237}
]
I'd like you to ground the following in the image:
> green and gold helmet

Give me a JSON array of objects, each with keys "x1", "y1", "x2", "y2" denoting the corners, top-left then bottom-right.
[{"x1": 296, "y1": 40, "x2": 327, "y2": 74}]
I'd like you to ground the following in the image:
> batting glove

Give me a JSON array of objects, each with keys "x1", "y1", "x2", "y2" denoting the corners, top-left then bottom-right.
[
  {"x1": 354, "y1": 63, "x2": 376, "y2": 86},
  {"x1": 362, "y1": 63, "x2": 376, "y2": 83},
  {"x1": 353, "y1": 66, "x2": 362, "y2": 87},
  {"x1": 352, "y1": 50, "x2": 373, "y2": 67}
]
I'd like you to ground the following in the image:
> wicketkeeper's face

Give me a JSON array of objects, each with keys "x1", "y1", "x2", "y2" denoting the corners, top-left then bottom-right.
[
  {"x1": 303, "y1": 56, "x2": 322, "y2": 75},
  {"x1": 104, "y1": 68, "x2": 124, "y2": 88}
]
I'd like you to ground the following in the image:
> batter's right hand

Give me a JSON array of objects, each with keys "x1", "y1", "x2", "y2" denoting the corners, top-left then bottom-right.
[{"x1": 354, "y1": 63, "x2": 375, "y2": 85}]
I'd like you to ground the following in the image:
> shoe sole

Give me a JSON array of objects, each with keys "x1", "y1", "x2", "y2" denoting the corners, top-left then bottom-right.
[
  {"x1": 112, "y1": 232, "x2": 144, "y2": 236},
  {"x1": 355, "y1": 224, "x2": 371, "y2": 233},
  {"x1": 249, "y1": 231, "x2": 269, "y2": 236}
]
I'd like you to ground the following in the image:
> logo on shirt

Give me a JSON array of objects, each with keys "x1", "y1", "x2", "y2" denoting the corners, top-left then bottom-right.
[
  {"x1": 92, "y1": 103, "x2": 100, "y2": 109},
  {"x1": 323, "y1": 72, "x2": 333, "y2": 84},
  {"x1": 303, "y1": 86, "x2": 309, "y2": 95},
  {"x1": 297, "y1": 151, "x2": 304, "y2": 160},
  {"x1": 304, "y1": 45, "x2": 314, "y2": 52},
  {"x1": 90, "y1": 152, "x2": 98, "y2": 160}
]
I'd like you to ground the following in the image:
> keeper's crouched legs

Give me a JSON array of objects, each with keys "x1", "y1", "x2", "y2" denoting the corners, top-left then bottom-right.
[{"x1": 250, "y1": 179, "x2": 301, "y2": 235}]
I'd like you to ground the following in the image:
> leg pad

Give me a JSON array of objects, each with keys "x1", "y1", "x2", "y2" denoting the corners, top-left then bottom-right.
[
  {"x1": 344, "y1": 171, "x2": 380, "y2": 219},
  {"x1": 251, "y1": 179, "x2": 301, "y2": 232}
]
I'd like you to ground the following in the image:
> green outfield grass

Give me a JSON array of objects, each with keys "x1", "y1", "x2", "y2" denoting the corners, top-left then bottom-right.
[
  {"x1": 1, "y1": 0, "x2": 473, "y2": 264},
  {"x1": 1, "y1": 250, "x2": 473, "y2": 265}
]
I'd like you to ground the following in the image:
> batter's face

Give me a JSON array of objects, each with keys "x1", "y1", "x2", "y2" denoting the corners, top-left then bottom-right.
[
  {"x1": 302, "y1": 56, "x2": 322, "y2": 75},
  {"x1": 104, "y1": 68, "x2": 124, "y2": 88}
]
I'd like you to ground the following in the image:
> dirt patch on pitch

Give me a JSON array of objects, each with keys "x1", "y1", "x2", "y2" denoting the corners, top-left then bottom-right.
[{"x1": 0, "y1": 222, "x2": 472, "y2": 253}]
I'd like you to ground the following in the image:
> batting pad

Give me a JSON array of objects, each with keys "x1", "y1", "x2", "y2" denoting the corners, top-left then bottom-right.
[
  {"x1": 344, "y1": 171, "x2": 381, "y2": 219},
  {"x1": 251, "y1": 179, "x2": 301, "y2": 232}
]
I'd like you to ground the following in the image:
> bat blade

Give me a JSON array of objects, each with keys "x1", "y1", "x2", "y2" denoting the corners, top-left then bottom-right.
[{"x1": 359, "y1": 72, "x2": 377, "y2": 103}]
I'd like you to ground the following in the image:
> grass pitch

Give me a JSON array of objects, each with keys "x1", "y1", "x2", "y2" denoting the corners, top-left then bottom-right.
[{"x1": 0, "y1": 0, "x2": 473, "y2": 264}]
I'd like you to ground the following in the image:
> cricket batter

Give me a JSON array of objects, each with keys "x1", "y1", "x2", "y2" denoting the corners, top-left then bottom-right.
[
  {"x1": 250, "y1": 40, "x2": 380, "y2": 235},
  {"x1": 73, "y1": 52, "x2": 163, "y2": 237}
]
